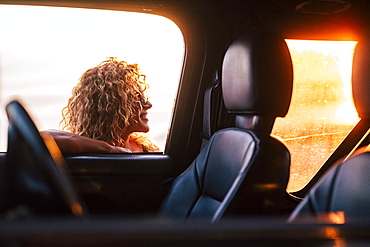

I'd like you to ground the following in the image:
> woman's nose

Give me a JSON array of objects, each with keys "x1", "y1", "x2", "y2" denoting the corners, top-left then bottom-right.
[{"x1": 144, "y1": 100, "x2": 152, "y2": 109}]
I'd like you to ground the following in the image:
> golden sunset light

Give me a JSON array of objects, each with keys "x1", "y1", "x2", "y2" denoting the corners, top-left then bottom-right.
[{"x1": 275, "y1": 39, "x2": 358, "y2": 192}]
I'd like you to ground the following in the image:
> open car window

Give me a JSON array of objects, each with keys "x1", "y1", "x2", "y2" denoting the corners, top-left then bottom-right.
[
  {"x1": 0, "y1": 5, "x2": 184, "y2": 152},
  {"x1": 272, "y1": 40, "x2": 358, "y2": 192}
]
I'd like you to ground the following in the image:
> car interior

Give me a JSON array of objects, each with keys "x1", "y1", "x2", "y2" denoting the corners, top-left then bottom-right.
[
  {"x1": 157, "y1": 31, "x2": 292, "y2": 221},
  {"x1": 1, "y1": 0, "x2": 370, "y2": 246}
]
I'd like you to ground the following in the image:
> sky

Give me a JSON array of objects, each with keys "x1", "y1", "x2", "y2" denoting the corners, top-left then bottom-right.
[{"x1": 0, "y1": 4, "x2": 185, "y2": 151}]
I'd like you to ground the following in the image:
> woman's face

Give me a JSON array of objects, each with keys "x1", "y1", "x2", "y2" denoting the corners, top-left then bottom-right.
[{"x1": 129, "y1": 95, "x2": 152, "y2": 133}]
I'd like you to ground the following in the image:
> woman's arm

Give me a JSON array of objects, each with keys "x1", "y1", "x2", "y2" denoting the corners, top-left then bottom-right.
[{"x1": 40, "y1": 129, "x2": 132, "y2": 153}]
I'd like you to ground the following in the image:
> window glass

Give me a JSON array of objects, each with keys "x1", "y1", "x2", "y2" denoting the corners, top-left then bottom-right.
[
  {"x1": 0, "y1": 5, "x2": 184, "y2": 151},
  {"x1": 272, "y1": 40, "x2": 358, "y2": 192}
]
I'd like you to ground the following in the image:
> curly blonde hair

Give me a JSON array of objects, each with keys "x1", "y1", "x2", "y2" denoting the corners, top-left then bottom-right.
[{"x1": 61, "y1": 57, "x2": 159, "y2": 151}]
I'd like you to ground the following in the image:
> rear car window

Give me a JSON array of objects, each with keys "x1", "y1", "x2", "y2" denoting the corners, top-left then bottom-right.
[
  {"x1": 272, "y1": 40, "x2": 358, "y2": 192},
  {"x1": 0, "y1": 5, "x2": 184, "y2": 152}
]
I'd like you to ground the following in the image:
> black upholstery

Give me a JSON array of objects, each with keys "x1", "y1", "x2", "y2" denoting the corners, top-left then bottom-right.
[
  {"x1": 288, "y1": 152, "x2": 370, "y2": 222},
  {"x1": 158, "y1": 32, "x2": 293, "y2": 221},
  {"x1": 352, "y1": 38, "x2": 370, "y2": 120},
  {"x1": 222, "y1": 32, "x2": 292, "y2": 119}
]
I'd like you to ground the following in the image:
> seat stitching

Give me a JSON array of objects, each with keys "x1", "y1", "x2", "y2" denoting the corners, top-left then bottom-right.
[
  {"x1": 212, "y1": 133, "x2": 257, "y2": 222},
  {"x1": 326, "y1": 164, "x2": 342, "y2": 212}
]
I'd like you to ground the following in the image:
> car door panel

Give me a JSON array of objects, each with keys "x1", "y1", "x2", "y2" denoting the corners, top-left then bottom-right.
[{"x1": 64, "y1": 154, "x2": 173, "y2": 215}]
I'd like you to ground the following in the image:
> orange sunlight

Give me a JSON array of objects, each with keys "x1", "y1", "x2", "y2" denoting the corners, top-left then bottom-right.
[
  {"x1": 286, "y1": 40, "x2": 358, "y2": 124},
  {"x1": 274, "y1": 40, "x2": 358, "y2": 192}
]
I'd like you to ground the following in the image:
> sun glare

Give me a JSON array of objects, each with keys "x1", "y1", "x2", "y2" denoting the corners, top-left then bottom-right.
[
  {"x1": 286, "y1": 39, "x2": 358, "y2": 124},
  {"x1": 275, "y1": 39, "x2": 358, "y2": 192}
]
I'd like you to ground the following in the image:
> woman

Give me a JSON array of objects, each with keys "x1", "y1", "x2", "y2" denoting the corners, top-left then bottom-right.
[{"x1": 44, "y1": 57, "x2": 160, "y2": 153}]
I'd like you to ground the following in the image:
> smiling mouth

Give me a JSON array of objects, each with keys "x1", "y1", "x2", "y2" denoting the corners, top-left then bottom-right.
[{"x1": 140, "y1": 113, "x2": 149, "y2": 120}]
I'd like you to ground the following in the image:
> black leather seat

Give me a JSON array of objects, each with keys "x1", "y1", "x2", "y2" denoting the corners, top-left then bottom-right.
[
  {"x1": 288, "y1": 152, "x2": 370, "y2": 223},
  {"x1": 288, "y1": 37, "x2": 370, "y2": 223},
  {"x1": 158, "y1": 31, "x2": 293, "y2": 222}
]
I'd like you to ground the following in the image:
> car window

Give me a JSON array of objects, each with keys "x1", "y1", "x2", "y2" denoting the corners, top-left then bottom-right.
[
  {"x1": 272, "y1": 40, "x2": 358, "y2": 192},
  {"x1": 0, "y1": 5, "x2": 184, "y2": 152}
]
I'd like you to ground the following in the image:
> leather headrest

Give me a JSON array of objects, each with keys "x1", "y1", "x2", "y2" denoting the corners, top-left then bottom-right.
[
  {"x1": 222, "y1": 32, "x2": 293, "y2": 118},
  {"x1": 352, "y1": 40, "x2": 370, "y2": 119}
]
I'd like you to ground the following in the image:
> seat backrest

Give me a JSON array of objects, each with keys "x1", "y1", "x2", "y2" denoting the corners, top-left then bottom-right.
[
  {"x1": 288, "y1": 152, "x2": 370, "y2": 223},
  {"x1": 289, "y1": 37, "x2": 370, "y2": 223},
  {"x1": 158, "y1": 31, "x2": 293, "y2": 222}
]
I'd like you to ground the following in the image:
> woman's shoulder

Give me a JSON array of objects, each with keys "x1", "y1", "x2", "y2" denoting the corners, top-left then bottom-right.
[{"x1": 130, "y1": 132, "x2": 161, "y2": 152}]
